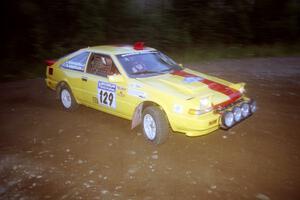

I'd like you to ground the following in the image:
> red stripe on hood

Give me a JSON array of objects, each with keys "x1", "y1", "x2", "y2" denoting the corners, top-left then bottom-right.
[{"x1": 171, "y1": 70, "x2": 241, "y2": 108}]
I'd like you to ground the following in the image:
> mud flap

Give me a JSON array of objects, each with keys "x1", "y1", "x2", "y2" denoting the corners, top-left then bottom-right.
[{"x1": 131, "y1": 103, "x2": 143, "y2": 129}]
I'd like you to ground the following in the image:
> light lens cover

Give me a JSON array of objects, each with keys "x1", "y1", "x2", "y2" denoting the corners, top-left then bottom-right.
[
  {"x1": 188, "y1": 107, "x2": 212, "y2": 115},
  {"x1": 223, "y1": 111, "x2": 234, "y2": 127},
  {"x1": 188, "y1": 97, "x2": 212, "y2": 115},
  {"x1": 239, "y1": 87, "x2": 246, "y2": 94},
  {"x1": 200, "y1": 97, "x2": 212, "y2": 111},
  {"x1": 241, "y1": 103, "x2": 250, "y2": 117},
  {"x1": 200, "y1": 98, "x2": 210, "y2": 107},
  {"x1": 250, "y1": 100, "x2": 257, "y2": 113},
  {"x1": 233, "y1": 107, "x2": 242, "y2": 122}
]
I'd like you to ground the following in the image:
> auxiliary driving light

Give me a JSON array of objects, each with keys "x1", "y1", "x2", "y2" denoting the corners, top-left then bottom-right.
[
  {"x1": 250, "y1": 100, "x2": 257, "y2": 113},
  {"x1": 222, "y1": 111, "x2": 234, "y2": 128},
  {"x1": 233, "y1": 107, "x2": 242, "y2": 122},
  {"x1": 241, "y1": 103, "x2": 250, "y2": 118}
]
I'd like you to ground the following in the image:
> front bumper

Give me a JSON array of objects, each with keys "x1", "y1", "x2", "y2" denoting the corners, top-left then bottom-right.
[{"x1": 170, "y1": 98, "x2": 256, "y2": 136}]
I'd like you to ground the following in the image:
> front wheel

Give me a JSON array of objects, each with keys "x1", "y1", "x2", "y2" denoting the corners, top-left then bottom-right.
[{"x1": 142, "y1": 106, "x2": 169, "y2": 145}]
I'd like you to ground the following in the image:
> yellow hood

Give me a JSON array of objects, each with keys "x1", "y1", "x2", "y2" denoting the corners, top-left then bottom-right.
[{"x1": 137, "y1": 69, "x2": 242, "y2": 106}]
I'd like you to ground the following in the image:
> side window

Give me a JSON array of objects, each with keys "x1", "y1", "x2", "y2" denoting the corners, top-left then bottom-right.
[
  {"x1": 86, "y1": 53, "x2": 120, "y2": 77},
  {"x1": 61, "y1": 51, "x2": 90, "y2": 71}
]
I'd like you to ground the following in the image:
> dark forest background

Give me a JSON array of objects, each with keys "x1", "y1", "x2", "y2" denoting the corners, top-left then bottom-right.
[{"x1": 2, "y1": 0, "x2": 300, "y2": 80}]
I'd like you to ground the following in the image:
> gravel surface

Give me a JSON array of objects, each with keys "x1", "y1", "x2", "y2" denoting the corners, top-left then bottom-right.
[{"x1": 0, "y1": 57, "x2": 300, "y2": 200}]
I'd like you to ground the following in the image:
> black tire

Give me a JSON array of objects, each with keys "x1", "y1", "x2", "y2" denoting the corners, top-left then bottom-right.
[
  {"x1": 142, "y1": 106, "x2": 169, "y2": 145},
  {"x1": 58, "y1": 84, "x2": 78, "y2": 111}
]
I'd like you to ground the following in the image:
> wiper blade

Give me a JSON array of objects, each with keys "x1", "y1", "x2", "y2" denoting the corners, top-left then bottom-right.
[
  {"x1": 131, "y1": 70, "x2": 160, "y2": 75},
  {"x1": 158, "y1": 68, "x2": 172, "y2": 73},
  {"x1": 131, "y1": 68, "x2": 175, "y2": 76}
]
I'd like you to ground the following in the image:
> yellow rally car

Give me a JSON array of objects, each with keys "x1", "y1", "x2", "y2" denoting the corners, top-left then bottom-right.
[{"x1": 45, "y1": 42, "x2": 256, "y2": 144}]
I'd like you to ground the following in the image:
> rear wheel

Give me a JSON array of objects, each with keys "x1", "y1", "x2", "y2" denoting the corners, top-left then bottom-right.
[
  {"x1": 142, "y1": 106, "x2": 169, "y2": 145},
  {"x1": 58, "y1": 85, "x2": 78, "y2": 111}
]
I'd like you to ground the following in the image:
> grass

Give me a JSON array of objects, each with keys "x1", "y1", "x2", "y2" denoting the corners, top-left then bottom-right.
[{"x1": 1, "y1": 43, "x2": 300, "y2": 82}]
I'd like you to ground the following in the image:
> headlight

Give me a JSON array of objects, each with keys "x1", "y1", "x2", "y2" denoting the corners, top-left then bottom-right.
[
  {"x1": 239, "y1": 87, "x2": 246, "y2": 94},
  {"x1": 200, "y1": 97, "x2": 211, "y2": 107},
  {"x1": 188, "y1": 97, "x2": 212, "y2": 115},
  {"x1": 237, "y1": 82, "x2": 246, "y2": 94}
]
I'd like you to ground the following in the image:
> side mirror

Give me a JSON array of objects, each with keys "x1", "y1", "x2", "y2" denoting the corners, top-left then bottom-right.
[{"x1": 108, "y1": 74, "x2": 124, "y2": 83}]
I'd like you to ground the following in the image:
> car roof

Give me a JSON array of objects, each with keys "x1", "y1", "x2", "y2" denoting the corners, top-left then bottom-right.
[{"x1": 84, "y1": 45, "x2": 157, "y2": 55}]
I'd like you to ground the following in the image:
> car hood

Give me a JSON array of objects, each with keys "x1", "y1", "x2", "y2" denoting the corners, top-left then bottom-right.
[{"x1": 136, "y1": 69, "x2": 242, "y2": 106}]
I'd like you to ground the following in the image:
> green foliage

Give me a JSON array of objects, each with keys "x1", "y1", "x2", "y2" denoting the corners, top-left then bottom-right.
[
  {"x1": 1, "y1": 0, "x2": 300, "y2": 81},
  {"x1": 170, "y1": 44, "x2": 300, "y2": 63},
  {"x1": 2, "y1": 44, "x2": 299, "y2": 82}
]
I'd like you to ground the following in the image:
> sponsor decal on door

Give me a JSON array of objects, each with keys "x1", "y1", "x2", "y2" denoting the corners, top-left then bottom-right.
[{"x1": 98, "y1": 81, "x2": 116, "y2": 108}]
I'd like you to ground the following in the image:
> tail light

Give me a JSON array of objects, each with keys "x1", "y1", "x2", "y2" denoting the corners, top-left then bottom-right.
[
  {"x1": 46, "y1": 59, "x2": 55, "y2": 75},
  {"x1": 45, "y1": 59, "x2": 56, "y2": 66},
  {"x1": 48, "y1": 67, "x2": 53, "y2": 75}
]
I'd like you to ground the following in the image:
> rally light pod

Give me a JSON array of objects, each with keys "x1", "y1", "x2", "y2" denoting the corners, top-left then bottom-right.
[
  {"x1": 250, "y1": 100, "x2": 257, "y2": 113},
  {"x1": 134, "y1": 42, "x2": 144, "y2": 50},
  {"x1": 222, "y1": 111, "x2": 235, "y2": 128},
  {"x1": 241, "y1": 103, "x2": 250, "y2": 118},
  {"x1": 232, "y1": 107, "x2": 242, "y2": 122}
]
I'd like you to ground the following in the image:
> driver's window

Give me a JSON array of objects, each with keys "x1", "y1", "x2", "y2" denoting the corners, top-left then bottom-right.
[{"x1": 86, "y1": 53, "x2": 119, "y2": 77}]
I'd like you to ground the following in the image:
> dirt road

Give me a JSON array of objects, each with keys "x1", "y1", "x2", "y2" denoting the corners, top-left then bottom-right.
[{"x1": 0, "y1": 57, "x2": 300, "y2": 200}]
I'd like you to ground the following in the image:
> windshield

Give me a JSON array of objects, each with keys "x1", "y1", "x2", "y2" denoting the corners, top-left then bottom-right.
[{"x1": 117, "y1": 51, "x2": 181, "y2": 78}]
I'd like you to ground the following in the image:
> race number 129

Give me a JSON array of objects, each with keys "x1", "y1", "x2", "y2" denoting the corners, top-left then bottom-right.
[
  {"x1": 99, "y1": 90, "x2": 114, "y2": 106},
  {"x1": 97, "y1": 81, "x2": 116, "y2": 109}
]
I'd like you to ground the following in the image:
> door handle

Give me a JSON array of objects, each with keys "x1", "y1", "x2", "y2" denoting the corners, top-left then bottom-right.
[{"x1": 81, "y1": 77, "x2": 88, "y2": 82}]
